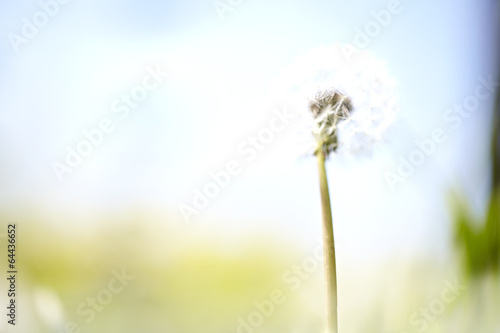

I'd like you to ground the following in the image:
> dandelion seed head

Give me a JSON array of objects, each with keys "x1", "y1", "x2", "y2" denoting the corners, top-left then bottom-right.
[{"x1": 271, "y1": 44, "x2": 398, "y2": 157}]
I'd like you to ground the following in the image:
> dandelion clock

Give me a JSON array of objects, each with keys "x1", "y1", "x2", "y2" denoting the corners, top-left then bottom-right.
[{"x1": 273, "y1": 45, "x2": 398, "y2": 333}]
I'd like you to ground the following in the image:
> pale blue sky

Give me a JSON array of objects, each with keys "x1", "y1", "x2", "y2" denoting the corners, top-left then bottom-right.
[{"x1": 0, "y1": 0, "x2": 498, "y2": 261}]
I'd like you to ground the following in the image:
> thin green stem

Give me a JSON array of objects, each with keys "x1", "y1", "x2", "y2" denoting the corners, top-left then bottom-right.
[{"x1": 317, "y1": 150, "x2": 338, "y2": 333}]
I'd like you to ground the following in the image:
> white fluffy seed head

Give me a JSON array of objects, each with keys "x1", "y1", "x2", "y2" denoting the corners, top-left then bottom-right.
[{"x1": 271, "y1": 44, "x2": 398, "y2": 157}]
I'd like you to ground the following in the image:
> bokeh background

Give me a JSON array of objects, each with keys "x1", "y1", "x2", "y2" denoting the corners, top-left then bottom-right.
[{"x1": 0, "y1": 0, "x2": 499, "y2": 332}]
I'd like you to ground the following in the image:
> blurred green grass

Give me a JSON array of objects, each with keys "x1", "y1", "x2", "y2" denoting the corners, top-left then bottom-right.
[{"x1": 3, "y1": 211, "x2": 499, "y2": 333}]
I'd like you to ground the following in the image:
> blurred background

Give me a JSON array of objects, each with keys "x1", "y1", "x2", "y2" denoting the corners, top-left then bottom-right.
[{"x1": 0, "y1": 0, "x2": 499, "y2": 332}]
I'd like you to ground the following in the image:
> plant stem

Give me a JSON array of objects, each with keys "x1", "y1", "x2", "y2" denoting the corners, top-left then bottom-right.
[{"x1": 317, "y1": 150, "x2": 338, "y2": 333}]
